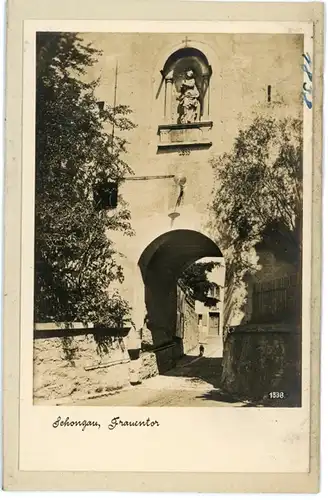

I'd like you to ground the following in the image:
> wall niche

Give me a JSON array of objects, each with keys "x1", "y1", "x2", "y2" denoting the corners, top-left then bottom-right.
[{"x1": 157, "y1": 46, "x2": 213, "y2": 151}]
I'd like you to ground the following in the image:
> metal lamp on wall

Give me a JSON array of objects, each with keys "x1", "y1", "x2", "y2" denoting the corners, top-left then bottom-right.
[{"x1": 168, "y1": 175, "x2": 187, "y2": 226}]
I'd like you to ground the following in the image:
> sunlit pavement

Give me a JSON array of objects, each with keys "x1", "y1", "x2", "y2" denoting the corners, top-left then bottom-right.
[{"x1": 73, "y1": 337, "x2": 247, "y2": 407}]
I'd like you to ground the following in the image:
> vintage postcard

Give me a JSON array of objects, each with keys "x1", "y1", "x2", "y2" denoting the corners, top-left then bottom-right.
[{"x1": 3, "y1": 0, "x2": 323, "y2": 493}]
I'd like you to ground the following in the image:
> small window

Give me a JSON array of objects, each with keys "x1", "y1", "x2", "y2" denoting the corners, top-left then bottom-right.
[
  {"x1": 208, "y1": 284, "x2": 219, "y2": 299},
  {"x1": 94, "y1": 182, "x2": 118, "y2": 210},
  {"x1": 198, "y1": 314, "x2": 203, "y2": 325},
  {"x1": 267, "y1": 85, "x2": 271, "y2": 103}
]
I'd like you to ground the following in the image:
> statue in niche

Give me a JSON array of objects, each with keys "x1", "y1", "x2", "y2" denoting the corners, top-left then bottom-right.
[{"x1": 177, "y1": 69, "x2": 200, "y2": 124}]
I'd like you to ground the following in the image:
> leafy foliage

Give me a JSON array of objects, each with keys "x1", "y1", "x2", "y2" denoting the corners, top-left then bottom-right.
[
  {"x1": 211, "y1": 116, "x2": 302, "y2": 278},
  {"x1": 35, "y1": 32, "x2": 136, "y2": 326},
  {"x1": 179, "y1": 262, "x2": 218, "y2": 303},
  {"x1": 210, "y1": 116, "x2": 302, "y2": 330}
]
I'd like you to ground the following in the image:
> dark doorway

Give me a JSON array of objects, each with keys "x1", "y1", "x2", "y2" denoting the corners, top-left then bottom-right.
[{"x1": 209, "y1": 312, "x2": 220, "y2": 336}]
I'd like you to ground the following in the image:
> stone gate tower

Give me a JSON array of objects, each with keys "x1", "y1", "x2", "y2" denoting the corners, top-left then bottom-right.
[
  {"x1": 117, "y1": 38, "x2": 223, "y2": 355},
  {"x1": 80, "y1": 31, "x2": 303, "y2": 365}
]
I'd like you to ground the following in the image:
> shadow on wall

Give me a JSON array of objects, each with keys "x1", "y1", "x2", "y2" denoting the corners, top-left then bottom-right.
[
  {"x1": 140, "y1": 283, "x2": 197, "y2": 375},
  {"x1": 140, "y1": 341, "x2": 185, "y2": 377},
  {"x1": 142, "y1": 259, "x2": 178, "y2": 349},
  {"x1": 163, "y1": 350, "x2": 301, "y2": 407},
  {"x1": 222, "y1": 240, "x2": 301, "y2": 338},
  {"x1": 220, "y1": 327, "x2": 301, "y2": 407}
]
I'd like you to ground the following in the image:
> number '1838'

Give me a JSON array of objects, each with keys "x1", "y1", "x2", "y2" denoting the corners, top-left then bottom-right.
[{"x1": 269, "y1": 391, "x2": 286, "y2": 399}]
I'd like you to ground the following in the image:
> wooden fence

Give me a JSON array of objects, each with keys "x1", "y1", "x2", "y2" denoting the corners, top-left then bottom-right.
[{"x1": 252, "y1": 273, "x2": 301, "y2": 323}]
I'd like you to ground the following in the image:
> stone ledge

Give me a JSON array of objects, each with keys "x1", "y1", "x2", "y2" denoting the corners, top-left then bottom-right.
[
  {"x1": 34, "y1": 322, "x2": 132, "y2": 339},
  {"x1": 157, "y1": 121, "x2": 213, "y2": 150},
  {"x1": 157, "y1": 140, "x2": 212, "y2": 151},
  {"x1": 158, "y1": 121, "x2": 213, "y2": 131},
  {"x1": 152, "y1": 342, "x2": 176, "y2": 353},
  {"x1": 35, "y1": 321, "x2": 94, "y2": 330},
  {"x1": 84, "y1": 358, "x2": 130, "y2": 372},
  {"x1": 229, "y1": 323, "x2": 301, "y2": 335}
]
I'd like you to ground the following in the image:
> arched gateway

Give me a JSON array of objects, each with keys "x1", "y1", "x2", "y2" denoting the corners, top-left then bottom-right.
[
  {"x1": 117, "y1": 37, "x2": 225, "y2": 377},
  {"x1": 140, "y1": 228, "x2": 222, "y2": 346},
  {"x1": 126, "y1": 229, "x2": 223, "y2": 376}
]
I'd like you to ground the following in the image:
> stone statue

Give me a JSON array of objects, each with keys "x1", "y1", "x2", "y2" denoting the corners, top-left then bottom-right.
[{"x1": 177, "y1": 69, "x2": 200, "y2": 124}]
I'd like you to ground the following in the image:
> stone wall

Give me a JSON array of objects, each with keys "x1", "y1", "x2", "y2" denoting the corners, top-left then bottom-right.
[
  {"x1": 224, "y1": 249, "x2": 299, "y2": 329},
  {"x1": 140, "y1": 343, "x2": 180, "y2": 378},
  {"x1": 34, "y1": 314, "x2": 196, "y2": 402},
  {"x1": 182, "y1": 295, "x2": 199, "y2": 354},
  {"x1": 221, "y1": 324, "x2": 301, "y2": 406},
  {"x1": 33, "y1": 329, "x2": 131, "y2": 403},
  {"x1": 254, "y1": 250, "x2": 297, "y2": 282},
  {"x1": 139, "y1": 288, "x2": 199, "y2": 379}
]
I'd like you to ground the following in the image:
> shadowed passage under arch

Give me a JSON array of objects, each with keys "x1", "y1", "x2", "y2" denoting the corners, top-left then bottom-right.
[{"x1": 138, "y1": 229, "x2": 222, "y2": 349}]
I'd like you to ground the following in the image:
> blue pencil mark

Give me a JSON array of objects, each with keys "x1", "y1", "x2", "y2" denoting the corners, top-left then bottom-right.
[
  {"x1": 302, "y1": 52, "x2": 312, "y2": 65},
  {"x1": 303, "y1": 82, "x2": 312, "y2": 94},
  {"x1": 302, "y1": 64, "x2": 312, "y2": 82},
  {"x1": 303, "y1": 92, "x2": 312, "y2": 109},
  {"x1": 302, "y1": 53, "x2": 312, "y2": 109}
]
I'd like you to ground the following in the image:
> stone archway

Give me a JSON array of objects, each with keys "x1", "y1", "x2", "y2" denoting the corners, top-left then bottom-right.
[{"x1": 138, "y1": 229, "x2": 222, "y2": 353}]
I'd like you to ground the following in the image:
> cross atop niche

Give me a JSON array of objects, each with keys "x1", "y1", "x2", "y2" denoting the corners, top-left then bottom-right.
[{"x1": 182, "y1": 36, "x2": 192, "y2": 47}]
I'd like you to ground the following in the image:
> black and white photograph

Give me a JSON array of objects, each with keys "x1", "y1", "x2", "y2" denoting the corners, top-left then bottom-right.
[
  {"x1": 33, "y1": 29, "x2": 305, "y2": 408},
  {"x1": 3, "y1": 0, "x2": 325, "y2": 490}
]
